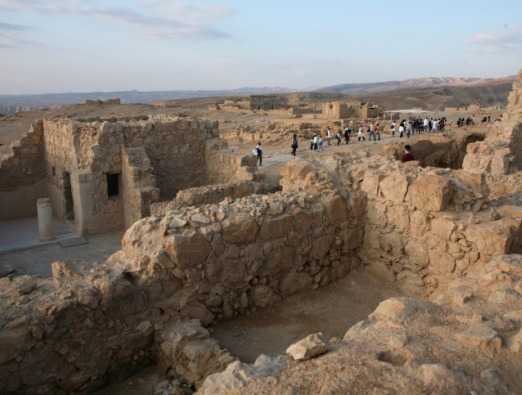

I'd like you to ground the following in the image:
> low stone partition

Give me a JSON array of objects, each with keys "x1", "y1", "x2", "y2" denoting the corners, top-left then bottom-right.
[
  {"x1": 0, "y1": 188, "x2": 366, "y2": 394},
  {"x1": 151, "y1": 180, "x2": 274, "y2": 215}
]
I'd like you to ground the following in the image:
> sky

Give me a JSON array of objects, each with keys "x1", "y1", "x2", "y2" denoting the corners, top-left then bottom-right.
[{"x1": 0, "y1": 0, "x2": 521, "y2": 95}]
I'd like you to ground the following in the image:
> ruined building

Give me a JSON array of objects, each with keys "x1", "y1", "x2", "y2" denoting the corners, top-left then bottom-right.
[
  {"x1": 321, "y1": 101, "x2": 357, "y2": 119},
  {"x1": 248, "y1": 95, "x2": 288, "y2": 111},
  {"x1": 0, "y1": 116, "x2": 255, "y2": 235},
  {"x1": 1, "y1": 72, "x2": 522, "y2": 395},
  {"x1": 321, "y1": 101, "x2": 383, "y2": 120}
]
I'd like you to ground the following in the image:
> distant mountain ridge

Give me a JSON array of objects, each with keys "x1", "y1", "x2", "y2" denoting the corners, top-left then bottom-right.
[
  {"x1": 0, "y1": 75, "x2": 517, "y2": 113},
  {"x1": 318, "y1": 75, "x2": 517, "y2": 95},
  {"x1": 0, "y1": 87, "x2": 293, "y2": 112}
]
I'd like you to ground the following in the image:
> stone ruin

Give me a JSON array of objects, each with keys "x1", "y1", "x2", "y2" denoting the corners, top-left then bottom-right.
[
  {"x1": 1, "y1": 72, "x2": 522, "y2": 394},
  {"x1": 0, "y1": 115, "x2": 256, "y2": 235}
]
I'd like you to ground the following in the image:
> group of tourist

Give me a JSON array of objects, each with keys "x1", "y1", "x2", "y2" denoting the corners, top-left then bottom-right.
[
  {"x1": 390, "y1": 117, "x2": 447, "y2": 137},
  {"x1": 305, "y1": 116, "x2": 447, "y2": 153},
  {"x1": 250, "y1": 115, "x2": 453, "y2": 165},
  {"x1": 456, "y1": 117, "x2": 475, "y2": 127}
]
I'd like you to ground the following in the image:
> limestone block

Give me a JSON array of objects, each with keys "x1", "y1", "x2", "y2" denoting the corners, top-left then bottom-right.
[
  {"x1": 379, "y1": 171, "x2": 409, "y2": 203},
  {"x1": 404, "y1": 240, "x2": 429, "y2": 269},
  {"x1": 428, "y1": 248, "x2": 456, "y2": 274},
  {"x1": 198, "y1": 355, "x2": 287, "y2": 395},
  {"x1": 430, "y1": 215, "x2": 456, "y2": 241},
  {"x1": 370, "y1": 298, "x2": 442, "y2": 325},
  {"x1": 165, "y1": 230, "x2": 212, "y2": 269},
  {"x1": 159, "y1": 320, "x2": 234, "y2": 386},
  {"x1": 286, "y1": 332, "x2": 328, "y2": 361},
  {"x1": 465, "y1": 221, "x2": 515, "y2": 260},
  {"x1": 408, "y1": 174, "x2": 453, "y2": 212},
  {"x1": 222, "y1": 213, "x2": 259, "y2": 244}
]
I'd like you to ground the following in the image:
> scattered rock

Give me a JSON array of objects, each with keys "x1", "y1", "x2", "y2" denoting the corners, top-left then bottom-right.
[{"x1": 286, "y1": 332, "x2": 328, "y2": 361}]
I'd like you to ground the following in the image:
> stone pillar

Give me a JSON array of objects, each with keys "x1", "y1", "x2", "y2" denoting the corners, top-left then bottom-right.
[{"x1": 37, "y1": 198, "x2": 55, "y2": 241}]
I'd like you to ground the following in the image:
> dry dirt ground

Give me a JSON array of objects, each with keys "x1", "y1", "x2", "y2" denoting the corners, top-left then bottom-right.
[
  {"x1": 211, "y1": 269, "x2": 402, "y2": 362},
  {"x1": 96, "y1": 269, "x2": 401, "y2": 394}
]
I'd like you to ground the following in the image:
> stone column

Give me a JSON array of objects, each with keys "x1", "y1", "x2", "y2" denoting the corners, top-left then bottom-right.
[{"x1": 37, "y1": 198, "x2": 55, "y2": 241}]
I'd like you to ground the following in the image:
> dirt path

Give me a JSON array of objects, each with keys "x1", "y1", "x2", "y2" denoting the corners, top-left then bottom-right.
[{"x1": 210, "y1": 269, "x2": 402, "y2": 362}]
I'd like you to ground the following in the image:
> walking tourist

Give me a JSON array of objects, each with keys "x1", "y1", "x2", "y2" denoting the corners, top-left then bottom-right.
[
  {"x1": 255, "y1": 142, "x2": 263, "y2": 166},
  {"x1": 291, "y1": 134, "x2": 298, "y2": 157}
]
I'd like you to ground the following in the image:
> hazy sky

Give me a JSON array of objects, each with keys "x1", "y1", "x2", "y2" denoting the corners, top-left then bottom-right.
[{"x1": 1, "y1": 0, "x2": 521, "y2": 94}]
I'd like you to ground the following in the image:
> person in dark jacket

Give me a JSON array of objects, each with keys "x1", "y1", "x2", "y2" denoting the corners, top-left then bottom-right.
[
  {"x1": 401, "y1": 145, "x2": 415, "y2": 162},
  {"x1": 291, "y1": 134, "x2": 298, "y2": 157},
  {"x1": 255, "y1": 142, "x2": 263, "y2": 166}
]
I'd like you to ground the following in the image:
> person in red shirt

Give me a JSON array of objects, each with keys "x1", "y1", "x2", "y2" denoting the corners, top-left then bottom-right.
[{"x1": 401, "y1": 145, "x2": 415, "y2": 162}]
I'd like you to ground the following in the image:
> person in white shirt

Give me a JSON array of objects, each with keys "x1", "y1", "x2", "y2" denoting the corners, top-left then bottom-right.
[
  {"x1": 312, "y1": 135, "x2": 319, "y2": 151},
  {"x1": 325, "y1": 128, "x2": 332, "y2": 147},
  {"x1": 399, "y1": 124, "x2": 405, "y2": 138},
  {"x1": 357, "y1": 127, "x2": 365, "y2": 142},
  {"x1": 423, "y1": 118, "x2": 429, "y2": 133}
]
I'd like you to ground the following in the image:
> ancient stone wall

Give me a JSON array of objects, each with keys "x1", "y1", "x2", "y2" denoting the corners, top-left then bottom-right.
[
  {"x1": 0, "y1": 187, "x2": 366, "y2": 394},
  {"x1": 150, "y1": 180, "x2": 271, "y2": 216},
  {"x1": 338, "y1": 159, "x2": 522, "y2": 295},
  {"x1": 249, "y1": 95, "x2": 288, "y2": 111},
  {"x1": 39, "y1": 117, "x2": 226, "y2": 234},
  {"x1": 321, "y1": 102, "x2": 357, "y2": 119},
  {"x1": 463, "y1": 71, "x2": 522, "y2": 175},
  {"x1": 120, "y1": 117, "x2": 218, "y2": 199},
  {"x1": 198, "y1": 255, "x2": 522, "y2": 395},
  {"x1": 0, "y1": 121, "x2": 47, "y2": 220},
  {"x1": 43, "y1": 118, "x2": 80, "y2": 221},
  {"x1": 206, "y1": 145, "x2": 257, "y2": 185},
  {"x1": 385, "y1": 132, "x2": 486, "y2": 169},
  {"x1": 121, "y1": 146, "x2": 161, "y2": 230}
]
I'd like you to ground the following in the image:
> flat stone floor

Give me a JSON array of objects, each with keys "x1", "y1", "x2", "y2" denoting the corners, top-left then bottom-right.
[
  {"x1": 0, "y1": 231, "x2": 123, "y2": 277},
  {"x1": 0, "y1": 217, "x2": 75, "y2": 254}
]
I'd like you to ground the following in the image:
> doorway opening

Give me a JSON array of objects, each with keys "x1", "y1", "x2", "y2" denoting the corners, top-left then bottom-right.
[{"x1": 63, "y1": 172, "x2": 75, "y2": 221}]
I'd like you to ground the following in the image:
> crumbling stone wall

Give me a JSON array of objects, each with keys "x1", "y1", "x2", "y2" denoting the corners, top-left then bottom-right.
[
  {"x1": 463, "y1": 71, "x2": 522, "y2": 175},
  {"x1": 386, "y1": 132, "x2": 485, "y2": 169},
  {"x1": 206, "y1": 145, "x2": 257, "y2": 185},
  {"x1": 0, "y1": 121, "x2": 47, "y2": 220},
  {"x1": 43, "y1": 119, "x2": 78, "y2": 221},
  {"x1": 0, "y1": 187, "x2": 365, "y2": 394},
  {"x1": 40, "y1": 117, "x2": 243, "y2": 234},
  {"x1": 249, "y1": 95, "x2": 288, "y2": 111},
  {"x1": 334, "y1": 158, "x2": 522, "y2": 295},
  {"x1": 321, "y1": 101, "x2": 356, "y2": 119},
  {"x1": 150, "y1": 180, "x2": 272, "y2": 216},
  {"x1": 199, "y1": 255, "x2": 522, "y2": 395},
  {"x1": 122, "y1": 146, "x2": 160, "y2": 229}
]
